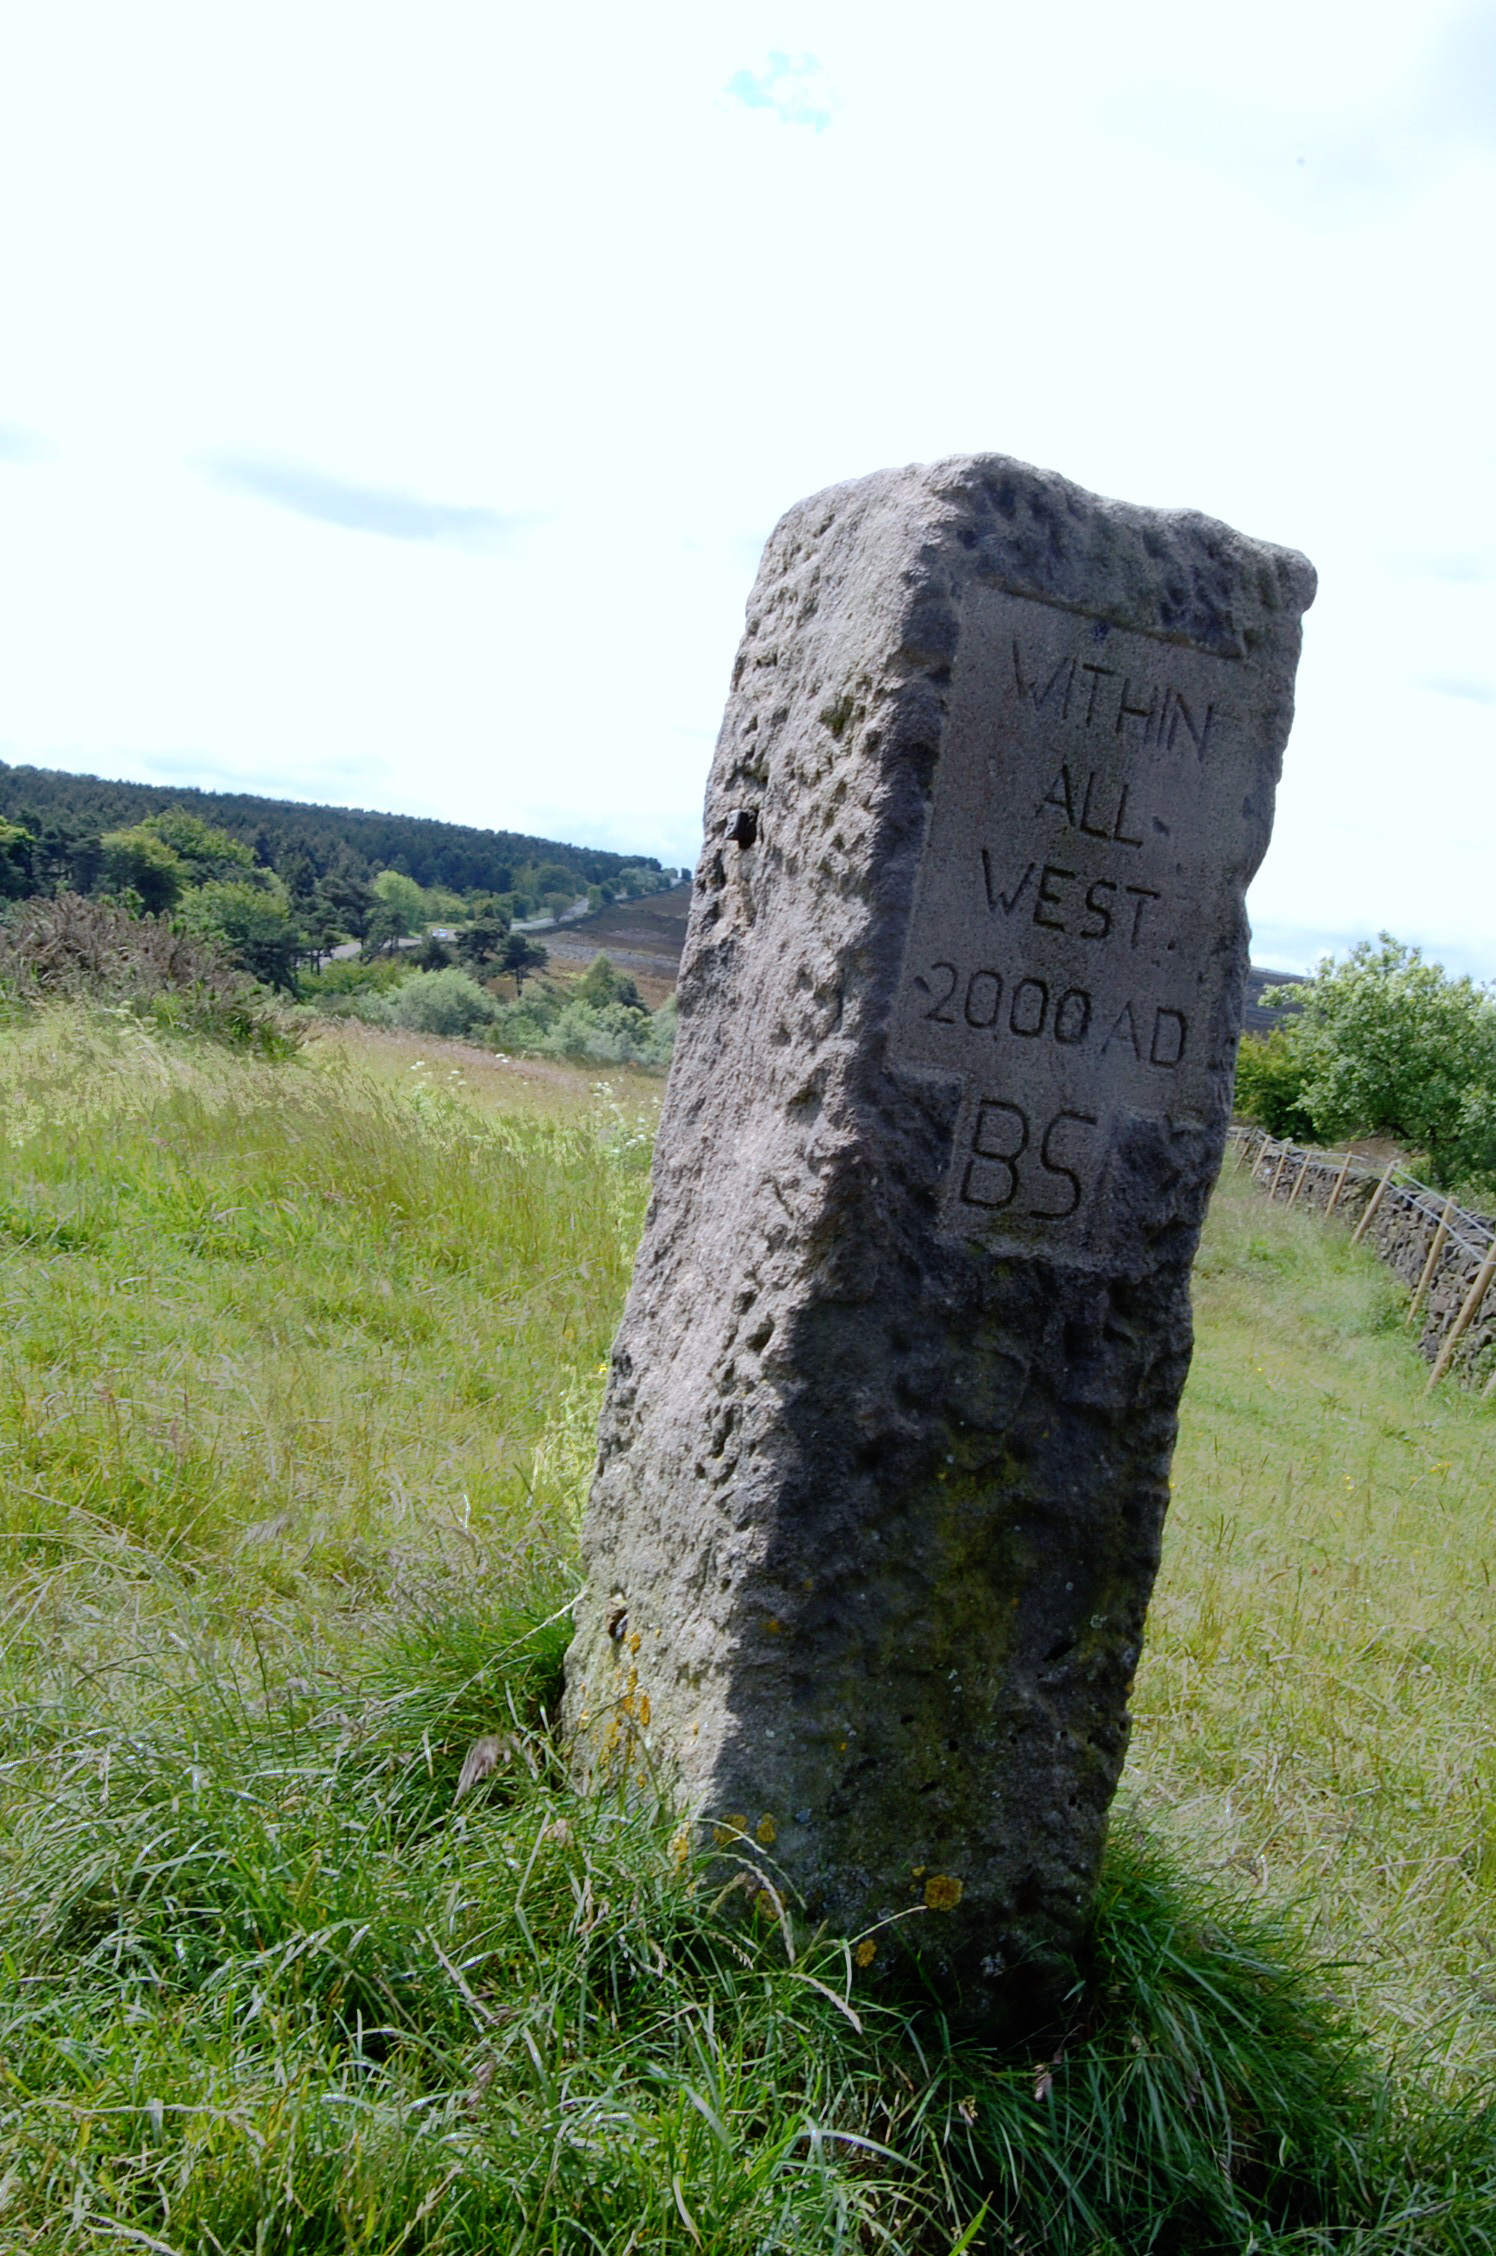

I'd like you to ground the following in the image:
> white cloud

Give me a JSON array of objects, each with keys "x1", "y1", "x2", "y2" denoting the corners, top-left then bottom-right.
[
  {"x1": 723, "y1": 51, "x2": 837, "y2": 131},
  {"x1": 200, "y1": 455, "x2": 527, "y2": 548}
]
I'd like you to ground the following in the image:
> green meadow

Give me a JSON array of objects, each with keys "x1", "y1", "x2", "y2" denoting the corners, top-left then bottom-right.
[{"x1": 2, "y1": 1009, "x2": 1494, "y2": 2252}]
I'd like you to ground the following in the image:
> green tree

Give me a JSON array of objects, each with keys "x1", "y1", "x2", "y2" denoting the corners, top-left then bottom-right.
[
  {"x1": 371, "y1": 869, "x2": 427, "y2": 937},
  {"x1": 180, "y1": 879, "x2": 300, "y2": 991},
  {"x1": 422, "y1": 884, "x2": 468, "y2": 923},
  {"x1": 295, "y1": 891, "x2": 346, "y2": 969},
  {"x1": 279, "y1": 848, "x2": 320, "y2": 908},
  {"x1": 135, "y1": 809, "x2": 258, "y2": 884},
  {"x1": 1262, "y1": 936, "x2": 1496, "y2": 1189},
  {"x1": 614, "y1": 864, "x2": 664, "y2": 899},
  {"x1": 575, "y1": 951, "x2": 643, "y2": 1011},
  {"x1": 457, "y1": 911, "x2": 509, "y2": 971},
  {"x1": 501, "y1": 932, "x2": 547, "y2": 993},
  {"x1": 362, "y1": 901, "x2": 406, "y2": 959},
  {"x1": 0, "y1": 817, "x2": 35, "y2": 898},
  {"x1": 1233, "y1": 1027, "x2": 1317, "y2": 1143},
  {"x1": 100, "y1": 827, "x2": 185, "y2": 915},
  {"x1": 317, "y1": 860, "x2": 375, "y2": 944}
]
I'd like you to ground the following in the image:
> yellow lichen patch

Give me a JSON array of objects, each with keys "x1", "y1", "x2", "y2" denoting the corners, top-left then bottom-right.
[
  {"x1": 854, "y1": 1939, "x2": 877, "y2": 1968},
  {"x1": 911, "y1": 1864, "x2": 926, "y2": 1878},
  {"x1": 756, "y1": 1814, "x2": 777, "y2": 1846},
  {"x1": 924, "y1": 1874, "x2": 964, "y2": 1912},
  {"x1": 638, "y1": 1694, "x2": 651, "y2": 1727},
  {"x1": 766, "y1": 1617, "x2": 784, "y2": 1635},
  {"x1": 712, "y1": 1813, "x2": 750, "y2": 1846},
  {"x1": 670, "y1": 1826, "x2": 692, "y2": 1869},
  {"x1": 627, "y1": 1631, "x2": 641, "y2": 1655}
]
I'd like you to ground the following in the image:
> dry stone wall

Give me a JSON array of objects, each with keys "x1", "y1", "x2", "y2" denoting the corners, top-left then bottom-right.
[{"x1": 1237, "y1": 1130, "x2": 1496, "y2": 1389}]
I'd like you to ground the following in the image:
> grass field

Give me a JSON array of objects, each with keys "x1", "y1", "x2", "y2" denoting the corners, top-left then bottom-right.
[
  {"x1": 2, "y1": 1008, "x2": 1494, "y2": 2252},
  {"x1": 1131, "y1": 1167, "x2": 1496, "y2": 2090}
]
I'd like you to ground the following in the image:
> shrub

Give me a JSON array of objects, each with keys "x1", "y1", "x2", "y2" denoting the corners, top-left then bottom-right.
[
  {"x1": 489, "y1": 990, "x2": 676, "y2": 1069},
  {"x1": 1240, "y1": 936, "x2": 1496, "y2": 1189},
  {"x1": 575, "y1": 950, "x2": 644, "y2": 1010},
  {"x1": 0, "y1": 892, "x2": 299, "y2": 1054},
  {"x1": 1234, "y1": 1026, "x2": 1318, "y2": 1141},
  {"x1": 383, "y1": 965, "x2": 500, "y2": 1039},
  {"x1": 300, "y1": 954, "x2": 416, "y2": 1001}
]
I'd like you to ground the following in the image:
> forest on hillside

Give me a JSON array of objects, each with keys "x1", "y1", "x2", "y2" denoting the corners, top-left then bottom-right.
[
  {"x1": 0, "y1": 764, "x2": 686, "y2": 1065},
  {"x1": 0, "y1": 760, "x2": 673, "y2": 901}
]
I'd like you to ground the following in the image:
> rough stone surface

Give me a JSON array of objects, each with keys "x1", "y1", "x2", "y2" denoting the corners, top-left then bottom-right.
[{"x1": 563, "y1": 453, "x2": 1314, "y2": 2028}]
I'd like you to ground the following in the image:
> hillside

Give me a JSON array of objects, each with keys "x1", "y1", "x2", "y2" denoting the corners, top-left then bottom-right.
[
  {"x1": 539, "y1": 882, "x2": 693, "y2": 1002},
  {"x1": 1, "y1": 1008, "x2": 1493, "y2": 2249},
  {"x1": 0, "y1": 758, "x2": 667, "y2": 897}
]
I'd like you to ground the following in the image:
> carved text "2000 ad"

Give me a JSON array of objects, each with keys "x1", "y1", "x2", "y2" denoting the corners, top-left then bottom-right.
[{"x1": 913, "y1": 961, "x2": 1187, "y2": 1069}]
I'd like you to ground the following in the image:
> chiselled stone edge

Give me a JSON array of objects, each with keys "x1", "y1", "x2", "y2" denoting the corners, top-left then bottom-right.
[{"x1": 773, "y1": 452, "x2": 1316, "y2": 664}]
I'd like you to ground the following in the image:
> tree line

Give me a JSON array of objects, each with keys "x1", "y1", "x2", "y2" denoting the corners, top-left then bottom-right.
[
  {"x1": 0, "y1": 760, "x2": 677, "y2": 902},
  {"x1": 0, "y1": 764, "x2": 684, "y2": 993}
]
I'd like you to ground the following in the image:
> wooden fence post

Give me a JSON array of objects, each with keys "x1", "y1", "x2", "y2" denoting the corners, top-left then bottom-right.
[
  {"x1": 1324, "y1": 1149, "x2": 1355, "y2": 1216},
  {"x1": 1267, "y1": 1144, "x2": 1290, "y2": 1198},
  {"x1": 1350, "y1": 1158, "x2": 1397, "y2": 1247},
  {"x1": 1425, "y1": 1237, "x2": 1496, "y2": 1394},
  {"x1": 1287, "y1": 1154, "x2": 1312, "y2": 1209},
  {"x1": 1407, "y1": 1197, "x2": 1455, "y2": 1329}
]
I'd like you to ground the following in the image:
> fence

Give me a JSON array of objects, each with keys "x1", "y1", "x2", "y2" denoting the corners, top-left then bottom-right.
[{"x1": 1228, "y1": 1125, "x2": 1496, "y2": 1399}]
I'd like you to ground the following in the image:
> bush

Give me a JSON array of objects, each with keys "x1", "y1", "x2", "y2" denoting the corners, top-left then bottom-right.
[
  {"x1": 0, "y1": 892, "x2": 299, "y2": 1054},
  {"x1": 490, "y1": 990, "x2": 676, "y2": 1069},
  {"x1": 300, "y1": 955, "x2": 416, "y2": 1001},
  {"x1": 575, "y1": 950, "x2": 644, "y2": 1011},
  {"x1": 1242, "y1": 936, "x2": 1496, "y2": 1189},
  {"x1": 1234, "y1": 1026, "x2": 1318, "y2": 1141},
  {"x1": 383, "y1": 966, "x2": 500, "y2": 1039}
]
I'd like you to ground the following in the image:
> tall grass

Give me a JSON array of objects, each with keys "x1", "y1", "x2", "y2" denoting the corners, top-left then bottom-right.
[
  {"x1": 1131, "y1": 1166, "x2": 1496, "y2": 2087},
  {"x1": 2, "y1": 1012, "x2": 1494, "y2": 2250}
]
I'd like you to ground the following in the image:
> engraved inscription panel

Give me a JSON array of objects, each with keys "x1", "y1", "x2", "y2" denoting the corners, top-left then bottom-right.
[{"x1": 891, "y1": 583, "x2": 1258, "y2": 1264}]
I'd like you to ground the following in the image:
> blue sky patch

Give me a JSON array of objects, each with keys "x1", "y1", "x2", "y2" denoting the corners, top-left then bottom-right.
[{"x1": 724, "y1": 52, "x2": 835, "y2": 132}]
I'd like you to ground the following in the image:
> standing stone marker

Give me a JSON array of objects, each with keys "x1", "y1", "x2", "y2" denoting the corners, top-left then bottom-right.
[{"x1": 564, "y1": 454, "x2": 1314, "y2": 2028}]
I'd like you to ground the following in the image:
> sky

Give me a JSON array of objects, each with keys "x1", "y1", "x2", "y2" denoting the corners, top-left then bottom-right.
[{"x1": 0, "y1": 1, "x2": 1492, "y2": 973}]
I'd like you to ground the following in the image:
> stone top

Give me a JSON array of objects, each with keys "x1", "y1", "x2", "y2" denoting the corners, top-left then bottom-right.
[{"x1": 771, "y1": 453, "x2": 1316, "y2": 662}]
